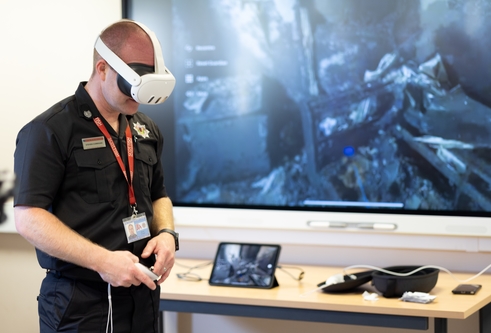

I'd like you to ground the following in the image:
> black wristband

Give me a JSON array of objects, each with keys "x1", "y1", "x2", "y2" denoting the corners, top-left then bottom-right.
[{"x1": 157, "y1": 228, "x2": 179, "y2": 251}]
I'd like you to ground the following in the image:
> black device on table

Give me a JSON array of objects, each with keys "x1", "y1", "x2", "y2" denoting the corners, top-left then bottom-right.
[{"x1": 452, "y1": 284, "x2": 482, "y2": 295}]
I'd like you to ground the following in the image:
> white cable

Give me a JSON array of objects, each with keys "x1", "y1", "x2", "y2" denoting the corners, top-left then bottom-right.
[
  {"x1": 300, "y1": 274, "x2": 345, "y2": 297},
  {"x1": 106, "y1": 283, "x2": 113, "y2": 333},
  {"x1": 300, "y1": 284, "x2": 330, "y2": 297},
  {"x1": 342, "y1": 263, "x2": 491, "y2": 283}
]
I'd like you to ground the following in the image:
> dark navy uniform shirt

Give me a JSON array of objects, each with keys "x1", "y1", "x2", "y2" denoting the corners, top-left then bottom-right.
[{"x1": 14, "y1": 82, "x2": 168, "y2": 281}]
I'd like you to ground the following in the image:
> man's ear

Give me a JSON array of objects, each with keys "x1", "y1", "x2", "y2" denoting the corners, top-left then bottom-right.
[{"x1": 95, "y1": 60, "x2": 108, "y2": 80}]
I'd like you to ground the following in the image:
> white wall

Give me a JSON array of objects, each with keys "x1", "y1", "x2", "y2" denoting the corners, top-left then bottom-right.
[
  {"x1": 0, "y1": 0, "x2": 122, "y2": 172},
  {"x1": 0, "y1": 1, "x2": 486, "y2": 332},
  {"x1": 0, "y1": 1, "x2": 121, "y2": 332}
]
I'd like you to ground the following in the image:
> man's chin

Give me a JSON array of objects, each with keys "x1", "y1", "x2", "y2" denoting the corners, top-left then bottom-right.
[{"x1": 124, "y1": 99, "x2": 139, "y2": 114}]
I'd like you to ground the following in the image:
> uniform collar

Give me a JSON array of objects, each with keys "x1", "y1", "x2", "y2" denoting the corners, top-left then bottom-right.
[
  {"x1": 75, "y1": 82, "x2": 102, "y2": 121},
  {"x1": 75, "y1": 81, "x2": 135, "y2": 123}
]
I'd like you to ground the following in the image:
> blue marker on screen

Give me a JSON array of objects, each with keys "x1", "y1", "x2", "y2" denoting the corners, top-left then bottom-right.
[{"x1": 343, "y1": 146, "x2": 355, "y2": 157}]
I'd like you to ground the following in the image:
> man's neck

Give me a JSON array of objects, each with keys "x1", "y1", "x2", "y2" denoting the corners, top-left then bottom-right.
[
  {"x1": 85, "y1": 80, "x2": 121, "y2": 133},
  {"x1": 101, "y1": 111, "x2": 120, "y2": 133}
]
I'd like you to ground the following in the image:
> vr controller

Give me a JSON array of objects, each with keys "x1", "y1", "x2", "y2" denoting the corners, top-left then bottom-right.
[{"x1": 135, "y1": 262, "x2": 159, "y2": 281}]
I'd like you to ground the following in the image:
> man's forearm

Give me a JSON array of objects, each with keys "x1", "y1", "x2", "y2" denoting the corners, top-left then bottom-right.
[
  {"x1": 151, "y1": 196, "x2": 174, "y2": 235},
  {"x1": 14, "y1": 206, "x2": 110, "y2": 271}
]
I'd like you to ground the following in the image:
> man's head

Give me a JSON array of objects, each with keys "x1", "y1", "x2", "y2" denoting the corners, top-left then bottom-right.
[
  {"x1": 91, "y1": 20, "x2": 153, "y2": 79},
  {"x1": 86, "y1": 20, "x2": 174, "y2": 116}
]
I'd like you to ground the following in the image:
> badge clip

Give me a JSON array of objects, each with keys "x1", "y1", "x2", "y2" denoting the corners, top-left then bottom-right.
[{"x1": 131, "y1": 204, "x2": 138, "y2": 218}]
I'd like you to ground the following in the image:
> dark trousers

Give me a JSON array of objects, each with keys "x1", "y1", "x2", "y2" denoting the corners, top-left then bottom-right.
[{"x1": 38, "y1": 271, "x2": 160, "y2": 333}]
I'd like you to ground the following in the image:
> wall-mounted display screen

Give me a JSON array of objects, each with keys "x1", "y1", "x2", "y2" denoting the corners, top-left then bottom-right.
[{"x1": 126, "y1": 0, "x2": 491, "y2": 236}]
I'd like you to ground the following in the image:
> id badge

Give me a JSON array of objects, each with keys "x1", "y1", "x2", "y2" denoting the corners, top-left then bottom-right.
[{"x1": 123, "y1": 212, "x2": 151, "y2": 243}]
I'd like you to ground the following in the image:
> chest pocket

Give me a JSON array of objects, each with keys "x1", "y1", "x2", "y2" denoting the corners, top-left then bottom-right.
[
  {"x1": 134, "y1": 142, "x2": 157, "y2": 197},
  {"x1": 74, "y1": 149, "x2": 118, "y2": 204}
]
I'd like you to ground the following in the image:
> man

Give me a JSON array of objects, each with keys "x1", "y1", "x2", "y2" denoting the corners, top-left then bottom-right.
[
  {"x1": 14, "y1": 20, "x2": 177, "y2": 333},
  {"x1": 127, "y1": 223, "x2": 138, "y2": 241}
]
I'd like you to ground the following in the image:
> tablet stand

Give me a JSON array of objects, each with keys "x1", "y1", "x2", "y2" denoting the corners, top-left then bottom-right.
[{"x1": 271, "y1": 276, "x2": 279, "y2": 289}]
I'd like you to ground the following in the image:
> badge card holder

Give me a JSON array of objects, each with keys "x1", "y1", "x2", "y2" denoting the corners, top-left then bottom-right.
[
  {"x1": 209, "y1": 242, "x2": 281, "y2": 289},
  {"x1": 123, "y1": 213, "x2": 151, "y2": 243}
]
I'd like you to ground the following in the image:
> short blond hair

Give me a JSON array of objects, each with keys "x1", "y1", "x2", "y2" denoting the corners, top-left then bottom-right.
[{"x1": 90, "y1": 20, "x2": 147, "y2": 77}]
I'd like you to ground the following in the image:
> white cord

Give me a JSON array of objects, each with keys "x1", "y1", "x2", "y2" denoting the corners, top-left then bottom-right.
[
  {"x1": 300, "y1": 284, "x2": 332, "y2": 297},
  {"x1": 342, "y1": 263, "x2": 491, "y2": 283},
  {"x1": 300, "y1": 274, "x2": 346, "y2": 297},
  {"x1": 106, "y1": 283, "x2": 113, "y2": 333},
  {"x1": 300, "y1": 263, "x2": 491, "y2": 297}
]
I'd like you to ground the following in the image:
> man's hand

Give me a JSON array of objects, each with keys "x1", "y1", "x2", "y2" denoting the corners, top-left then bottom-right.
[
  {"x1": 141, "y1": 232, "x2": 176, "y2": 284},
  {"x1": 96, "y1": 250, "x2": 157, "y2": 290},
  {"x1": 15, "y1": 206, "x2": 156, "y2": 290}
]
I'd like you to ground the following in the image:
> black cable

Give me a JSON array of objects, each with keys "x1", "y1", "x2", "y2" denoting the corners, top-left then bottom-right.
[
  {"x1": 175, "y1": 261, "x2": 213, "y2": 282},
  {"x1": 276, "y1": 265, "x2": 305, "y2": 281}
]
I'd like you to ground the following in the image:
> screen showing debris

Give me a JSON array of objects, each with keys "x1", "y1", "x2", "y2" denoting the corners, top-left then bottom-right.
[{"x1": 134, "y1": 0, "x2": 491, "y2": 216}]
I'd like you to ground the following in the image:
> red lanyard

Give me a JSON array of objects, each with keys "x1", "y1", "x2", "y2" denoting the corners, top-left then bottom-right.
[{"x1": 93, "y1": 117, "x2": 136, "y2": 207}]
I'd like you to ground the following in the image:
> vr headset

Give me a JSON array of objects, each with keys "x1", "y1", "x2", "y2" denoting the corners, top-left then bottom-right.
[
  {"x1": 94, "y1": 20, "x2": 175, "y2": 105},
  {"x1": 318, "y1": 265, "x2": 439, "y2": 298}
]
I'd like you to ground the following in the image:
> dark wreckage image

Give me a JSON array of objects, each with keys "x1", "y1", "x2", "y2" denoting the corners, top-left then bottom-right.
[{"x1": 167, "y1": 0, "x2": 491, "y2": 213}]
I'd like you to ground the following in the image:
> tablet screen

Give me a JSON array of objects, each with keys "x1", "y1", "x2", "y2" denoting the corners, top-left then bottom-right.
[{"x1": 209, "y1": 242, "x2": 281, "y2": 289}]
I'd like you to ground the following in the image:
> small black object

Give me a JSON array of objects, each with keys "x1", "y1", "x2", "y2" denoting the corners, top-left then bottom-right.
[
  {"x1": 317, "y1": 270, "x2": 374, "y2": 293},
  {"x1": 452, "y1": 284, "x2": 481, "y2": 295},
  {"x1": 371, "y1": 265, "x2": 439, "y2": 298}
]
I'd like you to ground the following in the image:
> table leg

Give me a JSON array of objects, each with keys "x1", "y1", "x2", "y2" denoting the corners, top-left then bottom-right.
[
  {"x1": 158, "y1": 311, "x2": 164, "y2": 333},
  {"x1": 434, "y1": 318, "x2": 447, "y2": 333},
  {"x1": 480, "y1": 302, "x2": 491, "y2": 333}
]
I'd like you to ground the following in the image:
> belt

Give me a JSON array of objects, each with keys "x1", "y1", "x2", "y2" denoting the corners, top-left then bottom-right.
[{"x1": 46, "y1": 269, "x2": 107, "y2": 286}]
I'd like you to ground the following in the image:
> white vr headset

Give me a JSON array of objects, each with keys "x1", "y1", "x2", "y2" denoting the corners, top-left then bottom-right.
[{"x1": 94, "y1": 20, "x2": 175, "y2": 105}]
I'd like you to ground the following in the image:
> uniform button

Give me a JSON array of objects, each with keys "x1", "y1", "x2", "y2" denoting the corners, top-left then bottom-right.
[{"x1": 97, "y1": 159, "x2": 102, "y2": 165}]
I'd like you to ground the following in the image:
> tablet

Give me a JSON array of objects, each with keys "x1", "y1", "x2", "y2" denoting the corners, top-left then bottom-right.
[{"x1": 209, "y1": 242, "x2": 281, "y2": 289}]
